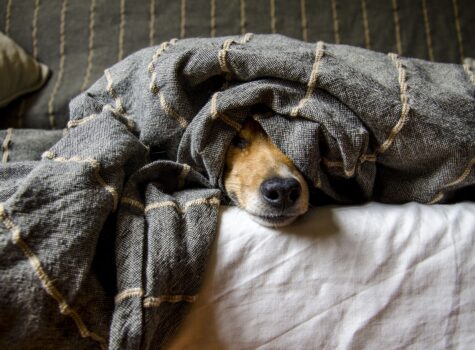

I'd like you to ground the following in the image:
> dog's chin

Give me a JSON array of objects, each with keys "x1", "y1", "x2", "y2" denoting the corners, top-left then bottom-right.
[
  {"x1": 246, "y1": 212, "x2": 299, "y2": 227},
  {"x1": 228, "y1": 195, "x2": 308, "y2": 228}
]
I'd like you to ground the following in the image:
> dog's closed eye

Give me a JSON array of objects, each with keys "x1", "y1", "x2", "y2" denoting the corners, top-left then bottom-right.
[{"x1": 232, "y1": 135, "x2": 248, "y2": 150}]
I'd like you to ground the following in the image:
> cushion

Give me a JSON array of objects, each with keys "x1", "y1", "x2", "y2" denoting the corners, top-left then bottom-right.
[{"x1": 0, "y1": 32, "x2": 49, "y2": 108}]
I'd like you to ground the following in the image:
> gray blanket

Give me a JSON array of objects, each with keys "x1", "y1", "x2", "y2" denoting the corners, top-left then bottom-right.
[{"x1": 1, "y1": 34, "x2": 474, "y2": 349}]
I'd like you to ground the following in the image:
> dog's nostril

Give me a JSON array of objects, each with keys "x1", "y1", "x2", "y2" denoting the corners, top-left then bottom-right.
[
  {"x1": 289, "y1": 188, "x2": 301, "y2": 202},
  {"x1": 267, "y1": 190, "x2": 279, "y2": 201},
  {"x1": 260, "y1": 177, "x2": 301, "y2": 209}
]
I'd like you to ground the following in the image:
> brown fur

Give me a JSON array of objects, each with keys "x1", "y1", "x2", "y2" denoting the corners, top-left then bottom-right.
[{"x1": 224, "y1": 120, "x2": 309, "y2": 226}]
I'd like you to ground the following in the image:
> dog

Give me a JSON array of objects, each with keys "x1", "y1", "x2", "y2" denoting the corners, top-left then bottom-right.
[{"x1": 224, "y1": 119, "x2": 309, "y2": 227}]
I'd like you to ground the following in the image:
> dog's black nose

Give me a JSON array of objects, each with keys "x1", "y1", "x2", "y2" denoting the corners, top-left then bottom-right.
[{"x1": 260, "y1": 177, "x2": 301, "y2": 209}]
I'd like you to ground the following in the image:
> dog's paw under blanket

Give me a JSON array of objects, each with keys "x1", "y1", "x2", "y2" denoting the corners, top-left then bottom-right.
[{"x1": 0, "y1": 34, "x2": 474, "y2": 350}]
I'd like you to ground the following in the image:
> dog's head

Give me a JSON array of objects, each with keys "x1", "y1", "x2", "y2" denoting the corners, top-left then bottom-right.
[{"x1": 224, "y1": 120, "x2": 309, "y2": 227}]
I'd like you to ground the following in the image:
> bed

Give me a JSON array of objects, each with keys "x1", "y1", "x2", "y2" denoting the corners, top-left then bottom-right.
[
  {"x1": 171, "y1": 203, "x2": 475, "y2": 349},
  {"x1": 1, "y1": 1, "x2": 474, "y2": 349}
]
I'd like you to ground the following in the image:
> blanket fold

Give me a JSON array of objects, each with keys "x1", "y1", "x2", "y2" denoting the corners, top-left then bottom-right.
[{"x1": 0, "y1": 34, "x2": 474, "y2": 349}]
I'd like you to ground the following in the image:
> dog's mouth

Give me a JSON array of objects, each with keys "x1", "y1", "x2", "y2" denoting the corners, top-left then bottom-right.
[{"x1": 247, "y1": 213, "x2": 299, "y2": 227}]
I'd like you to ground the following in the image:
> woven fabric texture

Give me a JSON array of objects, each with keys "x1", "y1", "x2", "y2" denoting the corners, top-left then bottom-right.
[
  {"x1": 0, "y1": 0, "x2": 474, "y2": 129},
  {"x1": 0, "y1": 34, "x2": 474, "y2": 349}
]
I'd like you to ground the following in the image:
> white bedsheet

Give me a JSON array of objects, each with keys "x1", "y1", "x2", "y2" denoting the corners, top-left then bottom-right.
[{"x1": 168, "y1": 202, "x2": 475, "y2": 349}]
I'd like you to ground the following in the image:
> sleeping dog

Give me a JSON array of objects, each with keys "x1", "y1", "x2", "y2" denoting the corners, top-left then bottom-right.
[{"x1": 224, "y1": 119, "x2": 309, "y2": 227}]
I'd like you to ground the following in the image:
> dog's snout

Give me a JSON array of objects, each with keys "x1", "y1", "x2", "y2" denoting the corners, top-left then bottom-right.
[{"x1": 260, "y1": 177, "x2": 301, "y2": 209}]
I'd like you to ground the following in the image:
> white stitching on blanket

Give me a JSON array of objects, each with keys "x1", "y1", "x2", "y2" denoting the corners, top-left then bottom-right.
[
  {"x1": 377, "y1": 53, "x2": 411, "y2": 154},
  {"x1": 146, "y1": 197, "x2": 220, "y2": 213},
  {"x1": 429, "y1": 194, "x2": 444, "y2": 205},
  {"x1": 42, "y1": 151, "x2": 119, "y2": 211},
  {"x1": 218, "y1": 39, "x2": 236, "y2": 74},
  {"x1": 0, "y1": 204, "x2": 108, "y2": 350},
  {"x1": 81, "y1": 0, "x2": 97, "y2": 92},
  {"x1": 145, "y1": 201, "x2": 180, "y2": 212},
  {"x1": 104, "y1": 69, "x2": 135, "y2": 129},
  {"x1": 291, "y1": 41, "x2": 324, "y2": 117},
  {"x1": 120, "y1": 196, "x2": 220, "y2": 214},
  {"x1": 148, "y1": 40, "x2": 189, "y2": 128},
  {"x1": 178, "y1": 164, "x2": 191, "y2": 189},
  {"x1": 429, "y1": 157, "x2": 475, "y2": 204},
  {"x1": 463, "y1": 62, "x2": 475, "y2": 85},
  {"x1": 120, "y1": 197, "x2": 146, "y2": 211},
  {"x1": 158, "y1": 92, "x2": 188, "y2": 128},
  {"x1": 218, "y1": 33, "x2": 254, "y2": 76},
  {"x1": 143, "y1": 295, "x2": 197, "y2": 308},
  {"x1": 67, "y1": 114, "x2": 98, "y2": 128},
  {"x1": 148, "y1": 41, "x2": 173, "y2": 85},
  {"x1": 242, "y1": 33, "x2": 254, "y2": 43},
  {"x1": 2, "y1": 128, "x2": 13, "y2": 163},
  {"x1": 67, "y1": 104, "x2": 135, "y2": 131},
  {"x1": 183, "y1": 196, "x2": 220, "y2": 209},
  {"x1": 115, "y1": 288, "x2": 144, "y2": 304},
  {"x1": 113, "y1": 288, "x2": 198, "y2": 308},
  {"x1": 210, "y1": 93, "x2": 242, "y2": 131},
  {"x1": 314, "y1": 172, "x2": 322, "y2": 188},
  {"x1": 313, "y1": 55, "x2": 412, "y2": 178},
  {"x1": 316, "y1": 146, "x2": 377, "y2": 180},
  {"x1": 210, "y1": 93, "x2": 219, "y2": 119},
  {"x1": 218, "y1": 33, "x2": 254, "y2": 82},
  {"x1": 47, "y1": 0, "x2": 68, "y2": 129},
  {"x1": 337, "y1": 53, "x2": 411, "y2": 165},
  {"x1": 103, "y1": 104, "x2": 136, "y2": 129},
  {"x1": 105, "y1": 69, "x2": 126, "y2": 115},
  {"x1": 322, "y1": 156, "x2": 355, "y2": 177},
  {"x1": 443, "y1": 158, "x2": 475, "y2": 187}
]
